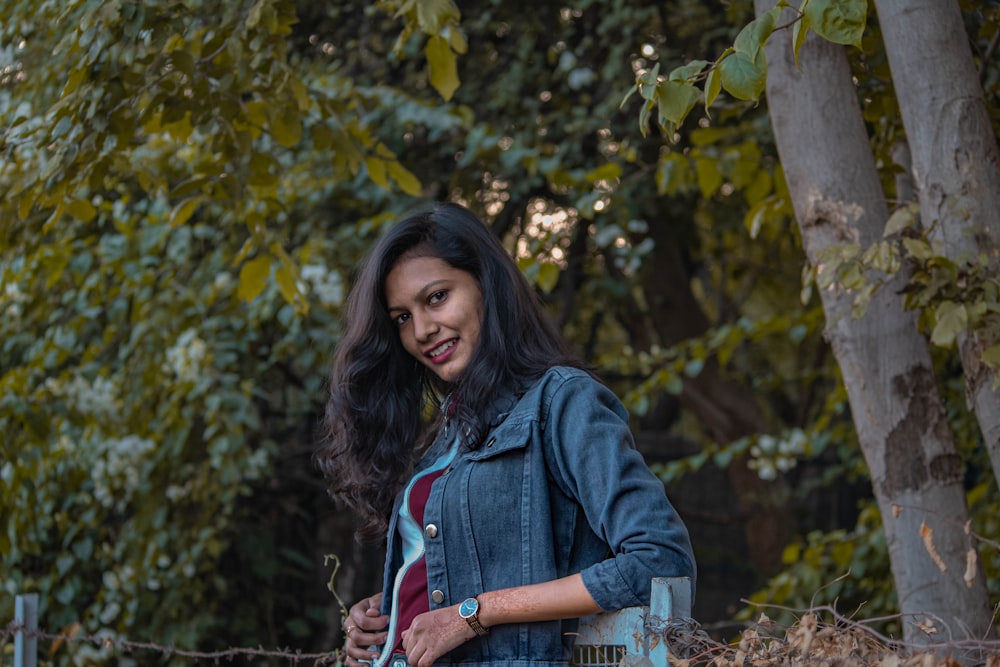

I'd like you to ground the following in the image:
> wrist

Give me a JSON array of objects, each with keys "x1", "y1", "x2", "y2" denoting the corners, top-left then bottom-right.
[{"x1": 458, "y1": 597, "x2": 489, "y2": 637}]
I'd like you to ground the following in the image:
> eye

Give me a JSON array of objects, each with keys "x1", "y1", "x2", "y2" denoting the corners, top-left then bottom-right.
[
  {"x1": 393, "y1": 312, "x2": 410, "y2": 326},
  {"x1": 428, "y1": 290, "x2": 447, "y2": 305}
]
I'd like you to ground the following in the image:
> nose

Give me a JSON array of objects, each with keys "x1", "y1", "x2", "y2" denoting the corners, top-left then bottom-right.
[{"x1": 412, "y1": 311, "x2": 439, "y2": 343}]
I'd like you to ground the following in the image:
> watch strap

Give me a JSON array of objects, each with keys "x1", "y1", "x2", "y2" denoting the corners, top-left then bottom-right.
[
  {"x1": 460, "y1": 597, "x2": 489, "y2": 637},
  {"x1": 466, "y1": 612, "x2": 488, "y2": 637}
]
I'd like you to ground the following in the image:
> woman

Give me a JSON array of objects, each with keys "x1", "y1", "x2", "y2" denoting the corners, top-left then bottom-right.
[{"x1": 317, "y1": 202, "x2": 695, "y2": 667}]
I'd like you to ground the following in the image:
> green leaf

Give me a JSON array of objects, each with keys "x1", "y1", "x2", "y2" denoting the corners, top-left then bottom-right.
[
  {"x1": 426, "y1": 35, "x2": 459, "y2": 101},
  {"x1": 684, "y1": 358, "x2": 705, "y2": 378},
  {"x1": 793, "y1": 5, "x2": 811, "y2": 66},
  {"x1": 883, "y1": 203, "x2": 919, "y2": 237},
  {"x1": 718, "y1": 51, "x2": 767, "y2": 102},
  {"x1": 734, "y1": 7, "x2": 779, "y2": 65},
  {"x1": 804, "y1": 0, "x2": 867, "y2": 48},
  {"x1": 713, "y1": 447, "x2": 735, "y2": 468},
  {"x1": 704, "y1": 66, "x2": 723, "y2": 112},
  {"x1": 416, "y1": 0, "x2": 460, "y2": 33},
  {"x1": 238, "y1": 255, "x2": 272, "y2": 302},
  {"x1": 668, "y1": 60, "x2": 709, "y2": 82},
  {"x1": 902, "y1": 237, "x2": 933, "y2": 262},
  {"x1": 931, "y1": 301, "x2": 967, "y2": 348},
  {"x1": 981, "y1": 345, "x2": 1000, "y2": 369},
  {"x1": 851, "y1": 283, "x2": 877, "y2": 319},
  {"x1": 656, "y1": 80, "x2": 699, "y2": 125}
]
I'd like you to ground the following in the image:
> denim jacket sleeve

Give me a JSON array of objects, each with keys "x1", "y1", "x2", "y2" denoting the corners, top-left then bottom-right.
[{"x1": 540, "y1": 371, "x2": 696, "y2": 611}]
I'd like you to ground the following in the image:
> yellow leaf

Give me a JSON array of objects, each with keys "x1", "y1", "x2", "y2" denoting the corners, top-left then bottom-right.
[
  {"x1": 232, "y1": 239, "x2": 254, "y2": 267},
  {"x1": 66, "y1": 199, "x2": 97, "y2": 222},
  {"x1": 245, "y1": 101, "x2": 269, "y2": 139},
  {"x1": 275, "y1": 263, "x2": 298, "y2": 304},
  {"x1": 272, "y1": 103, "x2": 302, "y2": 148},
  {"x1": 18, "y1": 193, "x2": 36, "y2": 221},
  {"x1": 537, "y1": 262, "x2": 560, "y2": 294},
  {"x1": 169, "y1": 197, "x2": 201, "y2": 228},
  {"x1": 237, "y1": 255, "x2": 272, "y2": 302},
  {"x1": 386, "y1": 160, "x2": 422, "y2": 196},
  {"x1": 744, "y1": 199, "x2": 768, "y2": 240},
  {"x1": 63, "y1": 68, "x2": 87, "y2": 96},
  {"x1": 366, "y1": 157, "x2": 389, "y2": 189},
  {"x1": 584, "y1": 162, "x2": 622, "y2": 184},
  {"x1": 165, "y1": 113, "x2": 193, "y2": 143},
  {"x1": 448, "y1": 25, "x2": 468, "y2": 54},
  {"x1": 744, "y1": 169, "x2": 772, "y2": 205},
  {"x1": 695, "y1": 158, "x2": 722, "y2": 198},
  {"x1": 920, "y1": 521, "x2": 948, "y2": 573},
  {"x1": 42, "y1": 203, "x2": 66, "y2": 233},
  {"x1": 964, "y1": 548, "x2": 978, "y2": 588},
  {"x1": 426, "y1": 34, "x2": 459, "y2": 101}
]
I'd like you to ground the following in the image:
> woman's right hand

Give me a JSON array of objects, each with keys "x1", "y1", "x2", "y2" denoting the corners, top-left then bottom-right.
[{"x1": 343, "y1": 592, "x2": 389, "y2": 667}]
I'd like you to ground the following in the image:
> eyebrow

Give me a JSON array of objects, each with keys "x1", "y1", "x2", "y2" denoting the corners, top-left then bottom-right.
[{"x1": 387, "y1": 279, "x2": 451, "y2": 313}]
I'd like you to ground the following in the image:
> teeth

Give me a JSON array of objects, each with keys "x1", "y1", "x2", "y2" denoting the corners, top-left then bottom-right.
[{"x1": 429, "y1": 340, "x2": 456, "y2": 357}]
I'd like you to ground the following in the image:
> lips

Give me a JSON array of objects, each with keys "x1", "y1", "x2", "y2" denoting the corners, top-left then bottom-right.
[{"x1": 426, "y1": 339, "x2": 457, "y2": 362}]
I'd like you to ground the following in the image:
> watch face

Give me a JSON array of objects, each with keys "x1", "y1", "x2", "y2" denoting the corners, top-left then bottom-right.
[{"x1": 459, "y1": 597, "x2": 479, "y2": 618}]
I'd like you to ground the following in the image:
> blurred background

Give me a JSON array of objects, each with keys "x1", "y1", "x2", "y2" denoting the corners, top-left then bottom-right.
[{"x1": 2, "y1": 0, "x2": 999, "y2": 664}]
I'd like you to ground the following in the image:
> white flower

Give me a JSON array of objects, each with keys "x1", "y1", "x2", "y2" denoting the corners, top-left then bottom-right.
[
  {"x1": 757, "y1": 461, "x2": 777, "y2": 481},
  {"x1": 301, "y1": 263, "x2": 344, "y2": 307},
  {"x1": 166, "y1": 328, "x2": 209, "y2": 382},
  {"x1": 91, "y1": 435, "x2": 157, "y2": 508},
  {"x1": 214, "y1": 271, "x2": 233, "y2": 292}
]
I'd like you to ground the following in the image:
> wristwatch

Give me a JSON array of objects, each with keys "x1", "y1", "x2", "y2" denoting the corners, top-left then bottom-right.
[{"x1": 458, "y1": 597, "x2": 489, "y2": 637}]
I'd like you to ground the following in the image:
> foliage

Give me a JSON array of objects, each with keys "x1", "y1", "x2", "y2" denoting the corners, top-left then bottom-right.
[
  {"x1": 4, "y1": 0, "x2": 1000, "y2": 663},
  {"x1": 623, "y1": 0, "x2": 867, "y2": 137}
]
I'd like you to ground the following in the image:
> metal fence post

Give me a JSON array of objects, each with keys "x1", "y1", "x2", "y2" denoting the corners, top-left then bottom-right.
[{"x1": 14, "y1": 594, "x2": 38, "y2": 667}]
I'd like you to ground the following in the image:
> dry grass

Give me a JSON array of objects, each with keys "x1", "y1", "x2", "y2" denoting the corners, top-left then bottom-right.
[{"x1": 661, "y1": 607, "x2": 1000, "y2": 667}]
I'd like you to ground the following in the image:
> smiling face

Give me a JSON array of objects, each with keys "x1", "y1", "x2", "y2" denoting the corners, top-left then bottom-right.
[{"x1": 385, "y1": 253, "x2": 484, "y2": 383}]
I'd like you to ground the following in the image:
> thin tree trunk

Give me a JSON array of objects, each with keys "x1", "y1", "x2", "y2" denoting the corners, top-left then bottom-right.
[
  {"x1": 875, "y1": 0, "x2": 1000, "y2": 488},
  {"x1": 755, "y1": 0, "x2": 991, "y2": 646}
]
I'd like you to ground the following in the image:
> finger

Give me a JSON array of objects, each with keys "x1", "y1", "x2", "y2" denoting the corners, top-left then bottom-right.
[
  {"x1": 357, "y1": 613, "x2": 390, "y2": 631},
  {"x1": 351, "y1": 629, "x2": 388, "y2": 648}
]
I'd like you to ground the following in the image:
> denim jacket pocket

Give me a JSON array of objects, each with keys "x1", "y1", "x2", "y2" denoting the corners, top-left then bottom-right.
[{"x1": 464, "y1": 419, "x2": 531, "y2": 461}]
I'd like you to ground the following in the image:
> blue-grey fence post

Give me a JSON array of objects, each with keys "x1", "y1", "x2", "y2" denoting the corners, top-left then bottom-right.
[{"x1": 14, "y1": 593, "x2": 38, "y2": 667}]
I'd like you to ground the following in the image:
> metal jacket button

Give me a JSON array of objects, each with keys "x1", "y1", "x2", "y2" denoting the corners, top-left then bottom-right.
[
  {"x1": 431, "y1": 589, "x2": 445, "y2": 604},
  {"x1": 424, "y1": 524, "x2": 438, "y2": 539}
]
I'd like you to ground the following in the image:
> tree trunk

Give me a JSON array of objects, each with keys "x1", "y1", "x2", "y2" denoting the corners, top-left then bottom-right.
[
  {"x1": 755, "y1": 0, "x2": 991, "y2": 645},
  {"x1": 875, "y1": 0, "x2": 1000, "y2": 488}
]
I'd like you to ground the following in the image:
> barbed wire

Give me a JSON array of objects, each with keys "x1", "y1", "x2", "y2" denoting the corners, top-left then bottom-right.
[{"x1": 0, "y1": 622, "x2": 344, "y2": 665}]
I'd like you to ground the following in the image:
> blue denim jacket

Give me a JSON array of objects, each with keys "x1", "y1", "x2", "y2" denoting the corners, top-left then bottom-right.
[{"x1": 378, "y1": 366, "x2": 696, "y2": 667}]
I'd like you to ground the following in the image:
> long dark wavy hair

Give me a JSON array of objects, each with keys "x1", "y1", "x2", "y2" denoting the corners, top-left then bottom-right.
[{"x1": 317, "y1": 202, "x2": 585, "y2": 541}]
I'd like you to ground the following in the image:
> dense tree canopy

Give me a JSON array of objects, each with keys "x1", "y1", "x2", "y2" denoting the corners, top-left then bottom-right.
[{"x1": 2, "y1": 0, "x2": 999, "y2": 663}]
